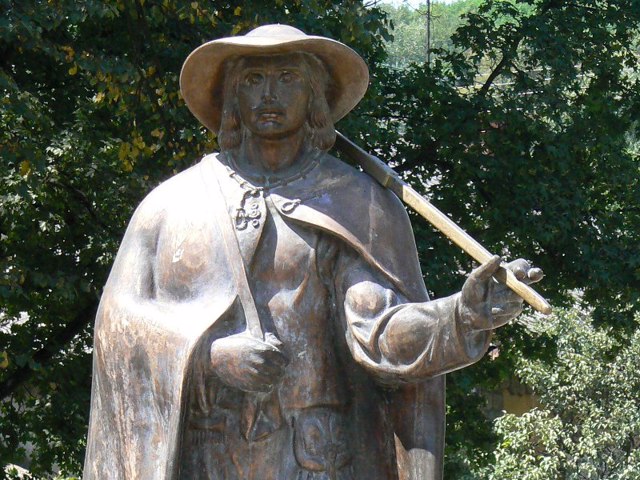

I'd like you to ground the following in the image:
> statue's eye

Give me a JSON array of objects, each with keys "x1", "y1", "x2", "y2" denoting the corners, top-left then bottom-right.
[
  {"x1": 244, "y1": 72, "x2": 263, "y2": 86},
  {"x1": 279, "y1": 71, "x2": 298, "y2": 83}
]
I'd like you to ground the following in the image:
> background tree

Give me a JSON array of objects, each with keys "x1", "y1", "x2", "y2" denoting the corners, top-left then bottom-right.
[
  {"x1": 370, "y1": 0, "x2": 640, "y2": 320},
  {"x1": 475, "y1": 307, "x2": 640, "y2": 479},
  {"x1": 382, "y1": 0, "x2": 482, "y2": 66}
]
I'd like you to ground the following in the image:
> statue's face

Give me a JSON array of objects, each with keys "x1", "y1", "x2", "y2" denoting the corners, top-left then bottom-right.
[{"x1": 236, "y1": 54, "x2": 311, "y2": 140}]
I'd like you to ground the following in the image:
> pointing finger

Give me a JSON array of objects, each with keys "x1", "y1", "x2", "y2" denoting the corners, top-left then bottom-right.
[
  {"x1": 471, "y1": 255, "x2": 502, "y2": 282},
  {"x1": 264, "y1": 332, "x2": 283, "y2": 350}
]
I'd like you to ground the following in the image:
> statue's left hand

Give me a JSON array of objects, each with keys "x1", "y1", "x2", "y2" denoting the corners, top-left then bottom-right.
[
  {"x1": 210, "y1": 333, "x2": 288, "y2": 394},
  {"x1": 460, "y1": 256, "x2": 544, "y2": 330}
]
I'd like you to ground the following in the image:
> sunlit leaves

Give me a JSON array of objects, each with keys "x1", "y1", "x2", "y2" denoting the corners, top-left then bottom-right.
[{"x1": 478, "y1": 308, "x2": 640, "y2": 479}]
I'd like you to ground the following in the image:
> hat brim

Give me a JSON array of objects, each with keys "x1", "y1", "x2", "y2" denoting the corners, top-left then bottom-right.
[{"x1": 180, "y1": 33, "x2": 369, "y2": 134}]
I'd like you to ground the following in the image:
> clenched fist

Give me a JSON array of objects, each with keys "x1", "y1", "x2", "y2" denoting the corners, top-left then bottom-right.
[{"x1": 210, "y1": 332, "x2": 288, "y2": 393}]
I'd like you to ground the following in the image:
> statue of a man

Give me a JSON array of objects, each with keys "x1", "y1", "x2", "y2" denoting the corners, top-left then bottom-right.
[{"x1": 84, "y1": 25, "x2": 541, "y2": 480}]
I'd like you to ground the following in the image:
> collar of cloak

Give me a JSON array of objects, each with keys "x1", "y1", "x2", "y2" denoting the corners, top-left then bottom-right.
[{"x1": 202, "y1": 151, "x2": 430, "y2": 303}]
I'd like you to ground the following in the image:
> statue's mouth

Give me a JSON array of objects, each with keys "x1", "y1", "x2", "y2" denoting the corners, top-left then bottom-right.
[
  {"x1": 257, "y1": 107, "x2": 284, "y2": 115},
  {"x1": 257, "y1": 110, "x2": 284, "y2": 122}
]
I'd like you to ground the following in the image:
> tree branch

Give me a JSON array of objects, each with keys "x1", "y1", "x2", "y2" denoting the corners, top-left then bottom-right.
[
  {"x1": 479, "y1": 54, "x2": 511, "y2": 97},
  {"x1": 478, "y1": 0, "x2": 564, "y2": 97}
]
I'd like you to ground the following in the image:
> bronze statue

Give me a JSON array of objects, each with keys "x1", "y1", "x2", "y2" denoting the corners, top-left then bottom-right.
[{"x1": 83, "y1": 25, "x2": 543, "y2": 480}]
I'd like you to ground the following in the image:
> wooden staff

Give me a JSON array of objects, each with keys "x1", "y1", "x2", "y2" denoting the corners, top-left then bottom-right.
[{"x1": 334, "y1": 132, "x2": 552, "y2": 316}]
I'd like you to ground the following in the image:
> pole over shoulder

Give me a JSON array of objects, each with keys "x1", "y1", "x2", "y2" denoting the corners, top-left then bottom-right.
[{"x1": 334, "y1": 132, "x2": 552, "y2": 316}]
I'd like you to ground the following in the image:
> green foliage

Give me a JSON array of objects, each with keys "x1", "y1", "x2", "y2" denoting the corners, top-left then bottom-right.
[
  {"x1": 368, "y1": 0, "x2": 640, "y2": 315},
  {"x1": 370, "y1": 0, "x2": 640, "y2": 321},
  {"x1": 475, "y1": 307, "x2": 640, "y2": 479}
]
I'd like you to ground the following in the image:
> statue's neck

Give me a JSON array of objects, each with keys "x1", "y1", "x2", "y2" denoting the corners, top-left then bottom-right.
[{"x1": 238, "y1": 129, "x2": 309, "y2": 178}]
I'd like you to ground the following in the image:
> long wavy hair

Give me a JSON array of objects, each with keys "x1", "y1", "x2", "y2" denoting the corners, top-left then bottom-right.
[{"x1": 217, "y1": 52, "x2": 336, "y2": 152}]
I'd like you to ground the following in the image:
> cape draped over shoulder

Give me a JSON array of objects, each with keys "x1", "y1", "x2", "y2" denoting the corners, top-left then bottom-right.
[{"x1": 84, "y1": 153, "x2": 445, "y2": 480}]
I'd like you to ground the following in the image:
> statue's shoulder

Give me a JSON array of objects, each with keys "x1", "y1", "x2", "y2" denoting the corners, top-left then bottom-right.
[
  {"x1": 316, "y1": 152, "x2": 370, "y2": 183},
  {"x1": 314, "y1": 152, "x2": 406, "y2": 215},
  {"x1": 282, "y1": 151, "x2": 426, "y2": 302},
  {"x1": 142, "y1": 153, "x2": 222, "y2": 203},
  {"x1": 130, "y1": 153, "x2": 220, "y2": 224}
]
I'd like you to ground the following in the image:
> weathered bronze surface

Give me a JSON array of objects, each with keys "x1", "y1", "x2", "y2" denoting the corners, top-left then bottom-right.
[{"x1": 83, "y1": 25, "x2": 542, "y2": 480}]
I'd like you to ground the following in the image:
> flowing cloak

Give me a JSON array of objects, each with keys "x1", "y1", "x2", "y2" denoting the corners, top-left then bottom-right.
[{"x1": 84, "y1": 152, "x2": 489, "y2": 480}]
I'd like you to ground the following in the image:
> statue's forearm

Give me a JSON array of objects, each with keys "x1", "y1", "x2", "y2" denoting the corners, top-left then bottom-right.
[
  {"x1": 339, "y1": 248, "x2": 492, "y2": 381},
  {"x1": 375, "y1": 293, "x2": 492, "y2": 378}
]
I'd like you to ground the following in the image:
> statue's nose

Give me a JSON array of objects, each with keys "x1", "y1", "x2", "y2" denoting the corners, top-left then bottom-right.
[{"x1": 261, "y1": 76, "x2": 278, "y2": 102}]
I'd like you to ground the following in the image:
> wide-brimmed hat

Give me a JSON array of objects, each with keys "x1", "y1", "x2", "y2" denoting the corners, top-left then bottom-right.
[{"x1": 180, "y1": 24, "x2": 369, "y2": 133}]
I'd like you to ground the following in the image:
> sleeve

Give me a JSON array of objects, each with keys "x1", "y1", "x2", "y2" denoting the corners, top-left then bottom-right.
[{"x1": 332, "y1": 244, "x2": 492, "y2": 384}]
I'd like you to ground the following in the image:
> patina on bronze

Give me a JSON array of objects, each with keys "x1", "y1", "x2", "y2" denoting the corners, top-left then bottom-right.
[{"x1": 83, "y1": 25, "x2": 543, "y2": 480}]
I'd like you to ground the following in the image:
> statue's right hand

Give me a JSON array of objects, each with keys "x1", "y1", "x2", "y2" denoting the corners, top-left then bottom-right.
[{"x1": 210, "y1": 333, "x2": 288, "y2": 394}]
